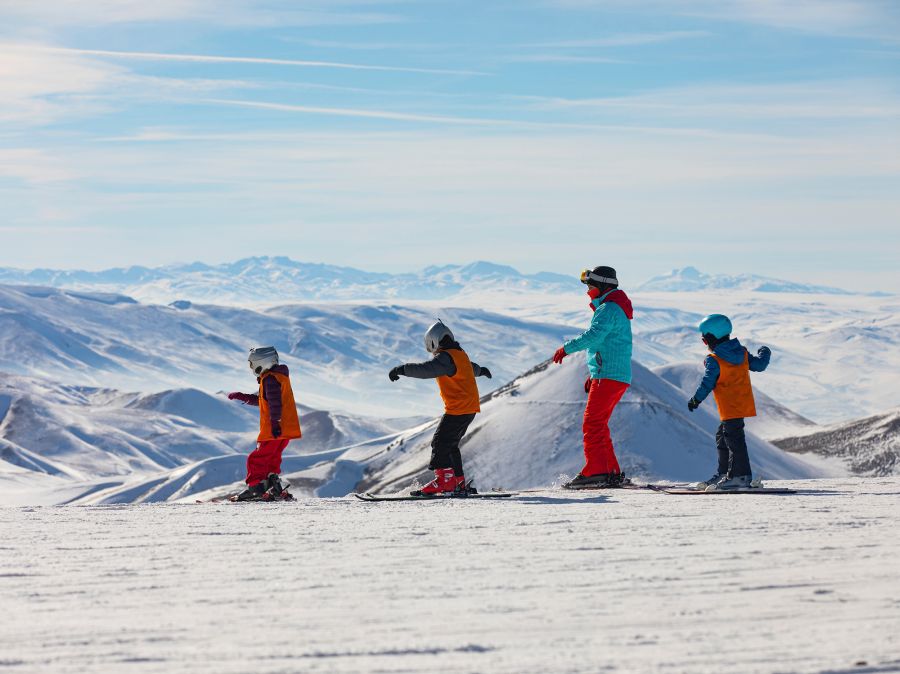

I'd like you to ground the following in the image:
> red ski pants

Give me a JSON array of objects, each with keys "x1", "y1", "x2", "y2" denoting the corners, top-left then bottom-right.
[
  {"x1": 582, "y1": 379, "x2": 629, "y2": 476},
  {"x1": 246, "y1": 438, "x2": 290, "y2": 486}
]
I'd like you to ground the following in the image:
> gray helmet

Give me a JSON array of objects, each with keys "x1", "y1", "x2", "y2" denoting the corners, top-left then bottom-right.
[
  {"x1": 424, "y1": 321, "x2": 453, "y2": 353},
  {"x1": 248, "y1": 346, "x2": 279, "y2": 375}
]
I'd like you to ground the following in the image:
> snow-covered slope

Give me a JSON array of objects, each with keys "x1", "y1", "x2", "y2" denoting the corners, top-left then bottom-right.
[
  {"x1": 653, "y1": 361, "x2": 818, "y2": 440},
  {"x1": 637, "y1": 266, "x2": 853, "y2": 294},
  {"x1": 0, "y1": 283, "x2": 573, "y2": 416},
  {"x1": 5, "y1": 479, "x2": 899, "y2": 674},
  {"x1": 0, "y1": 257, "x2": 578, "y2": 305},
  {"x1": 774, "y1": 408, "x2": 900, "y2": 476}
]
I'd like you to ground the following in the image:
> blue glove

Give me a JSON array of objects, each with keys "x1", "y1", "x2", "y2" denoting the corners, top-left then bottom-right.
[{"x1": 758, "y1": 346, "x2": 771, "y2": 358}]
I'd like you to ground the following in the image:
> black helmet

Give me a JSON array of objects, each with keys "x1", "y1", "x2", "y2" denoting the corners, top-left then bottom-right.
[{"x1": 580, "y1": 266, "x2": 618, "y2": 289}]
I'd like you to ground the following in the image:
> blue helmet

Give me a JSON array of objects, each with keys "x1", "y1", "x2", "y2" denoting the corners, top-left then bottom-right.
[{"x1": 698, "y1": 314, "x2": 732, "y2": 340}]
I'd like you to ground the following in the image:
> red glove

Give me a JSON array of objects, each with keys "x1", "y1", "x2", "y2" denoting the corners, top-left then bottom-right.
[
  {"x1": 584, "y1": 377, "x2": 592, "y2": 394},
  {"x1": 227, "y1": 392, "x2": 250, "y2": 403},
  {"x1": 552, "y1": 347, "x2": 568, "y2": 364}
]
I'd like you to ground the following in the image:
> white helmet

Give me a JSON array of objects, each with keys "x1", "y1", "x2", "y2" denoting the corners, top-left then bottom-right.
[
  {"x1": 248, "y1": 346, "x2": 279, "y2": 375},
  {"x1": 424, "y1": 321, "x2": 453, "y2": 353}
]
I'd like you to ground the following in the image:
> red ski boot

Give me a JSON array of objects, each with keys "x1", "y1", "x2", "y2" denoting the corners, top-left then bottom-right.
[{"x1": 413, "y1": 468, "x2": 466, "y2": 496}]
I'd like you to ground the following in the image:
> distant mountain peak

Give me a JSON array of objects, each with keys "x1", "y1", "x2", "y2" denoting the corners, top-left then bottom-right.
[{"x1": 637, "y1": 267, "x2": 853, "y2": 295}]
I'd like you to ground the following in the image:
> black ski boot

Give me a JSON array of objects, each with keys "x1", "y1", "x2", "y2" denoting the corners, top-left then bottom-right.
[
  {"x1": 234, "y1": 483, "x2": 267, "y2": 501},
  {"x1": 563, "y1": 472, "x2": 629, "y2": 489},
  {"x1": 265, "y1": 473, "x2": 294, "y2": 501}
]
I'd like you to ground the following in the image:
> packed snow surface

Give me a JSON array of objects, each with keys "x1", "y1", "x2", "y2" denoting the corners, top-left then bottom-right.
[{"x1": 1, "y1": 477, "x2": 898, "y2": 674}]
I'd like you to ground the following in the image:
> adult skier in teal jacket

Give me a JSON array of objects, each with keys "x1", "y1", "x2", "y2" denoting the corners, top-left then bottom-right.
[{"x1": 552, "y1": 266, "x2": 634, "y2": 488}]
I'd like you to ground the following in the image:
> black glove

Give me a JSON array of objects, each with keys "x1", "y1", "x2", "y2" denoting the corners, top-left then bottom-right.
[
  {"x1": 272, "y1": 422, "x2": 282, "y2": 437},
  {"x1": 388, "y1": 366, "x2": 404, "y2": 382},
  {"x1": 758, "y1": 346, "x2": 771, "y2": 358},
  {"x1": 584, "y1": 377, "x2": 592, "y2": 394},
  {"x1": 480, "y1": 367, "x2": 492, "y2": 379},
  {"x1": 687, "y1": 397, "x2": 700, "y2": 412}
]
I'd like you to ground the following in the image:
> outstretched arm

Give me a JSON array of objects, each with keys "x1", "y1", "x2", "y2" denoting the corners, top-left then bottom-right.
[
  {"x1": 562, "y1": 305, "x2": 615, "y2": 356},
  {"x1": 228, "y1": 392, "x2": 259, "y2": 406},
  {"x1": 393, "y1": 352, "x2": 457, "y2": 380}
]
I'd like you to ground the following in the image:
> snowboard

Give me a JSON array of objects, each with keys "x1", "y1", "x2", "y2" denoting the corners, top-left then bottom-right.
[{"x1": 355, "y1": 491, "x2": 516, "y2": 502}]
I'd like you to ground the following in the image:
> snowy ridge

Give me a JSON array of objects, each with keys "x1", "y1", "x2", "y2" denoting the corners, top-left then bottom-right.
[
  {"x1": 637, "y1": 266, "x2": 856, "y2": 294},
  {"x1": 774, "y1": 408, "x2": 900, "y2": 476}
]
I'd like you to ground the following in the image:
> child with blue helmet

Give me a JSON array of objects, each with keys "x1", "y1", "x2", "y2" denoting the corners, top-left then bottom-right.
[{"x1": 688, "y1": 314, "x2": 772, "y2": 490}]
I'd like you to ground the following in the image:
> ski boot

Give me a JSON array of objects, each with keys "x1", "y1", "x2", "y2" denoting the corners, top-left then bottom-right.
[
  {"x1": 234, "y1": 483, "x2": 267, "y2": 501},
  {"x1": 411, "y1": 468, "x2": 466, "y2": 496},
  {"x1": 693, "y1": 473, "x2": 725, "y2": 491},
  {"x1": 563, "y1": 472, "x2": 627, "y2": 489},
  {"x1": 264, "y1": 473, "x2": 294, "y2": 501},
  {"x1": 706, "y1": 474, "x2": 753, "y2": 491}
]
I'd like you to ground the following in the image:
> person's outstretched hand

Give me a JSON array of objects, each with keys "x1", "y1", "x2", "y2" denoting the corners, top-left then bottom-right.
[
  {"x1": 552, "y1": 347, "x2": 568, "y2": 364},
  {"x1": 388, "y1": 366, "x2": 404, "y2": 382},
  {"x1": 480, "y1": 367, "x2": 492, "y2": 379},
  {"x1": 227, "y1": 392, "x2": 250, "y2": 403}
]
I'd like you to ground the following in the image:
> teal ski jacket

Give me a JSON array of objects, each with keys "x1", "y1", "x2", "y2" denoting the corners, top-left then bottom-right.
[{"x1": 563, "y1": 289, "x2": 634, "y2": 384}]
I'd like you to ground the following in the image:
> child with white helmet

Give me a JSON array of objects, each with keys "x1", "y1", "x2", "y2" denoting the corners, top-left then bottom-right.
[
  {"x1": 387, "y1": 321, "x2": 492, "y2": 495},
  {"x1": 688, "y1": 315, "x2": 772, "y2": 490},
  {"x1": 227, "y1": 346, "x2": 302, "y2": 501}
]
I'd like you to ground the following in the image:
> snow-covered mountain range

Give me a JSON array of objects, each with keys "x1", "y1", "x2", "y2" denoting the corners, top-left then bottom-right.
[
  {"x1": 0, "y1": 258, "x2": 883, "y2": 307},
  {"x1": 0, "y1": 258, "x2": 577, "y2": 306}
]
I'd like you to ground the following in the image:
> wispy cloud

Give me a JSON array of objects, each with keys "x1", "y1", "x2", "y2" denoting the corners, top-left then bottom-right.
[
  {"x1": 526, "y1": 30, "x2": 710, "y2": 48},
  {"x1": 201, "y1": 99, "x2": 515, "y2": 126},
  {"x1": 36, "y1": 45, "x2": 485, "y2": 76},
  {"x1": 546, "y1": 0, "x2": 900, "y2": 40},
  {"x1": 504, "y1": 54, "x2": 629, "y2": 64},
  {"x1": 0, "y1": 0, "x2": 406, "y2": 28}
]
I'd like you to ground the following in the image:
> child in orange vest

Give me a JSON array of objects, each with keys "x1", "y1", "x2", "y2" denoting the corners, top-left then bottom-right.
[
  {"x1": 388, "y1": 321, "x2": 492, "y2": 495},
  {"x1": 227, "y1": 346, "x2": 302, "y2": 501},
  {"x1": 687, "y1": 314, "x2": 771, "y2": 490}
]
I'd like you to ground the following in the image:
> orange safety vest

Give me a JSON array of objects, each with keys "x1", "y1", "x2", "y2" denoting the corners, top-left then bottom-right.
[
  {"x1": 710, "y1": 351, "x2": 757, "y2": 421},
  {"x1": 436, "y1": 348, "x2": 481, "y2": 415},
  {"x1": 258, "y1": 370, "x2": 302, "y2": 441}
]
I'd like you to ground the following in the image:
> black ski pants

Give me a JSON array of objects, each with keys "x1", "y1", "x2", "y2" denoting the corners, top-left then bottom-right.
[
  {"x1": 716, "y1": 418, "x2": 752, "y2": 478},
  {"x1": 429, "y1": 413, "x2": 476, "y2": 475}
]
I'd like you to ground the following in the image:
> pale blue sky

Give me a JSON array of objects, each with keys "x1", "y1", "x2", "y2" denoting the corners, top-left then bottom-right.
[{"x1": 1, "y1": 0, "x2": 898, "y2": 291}]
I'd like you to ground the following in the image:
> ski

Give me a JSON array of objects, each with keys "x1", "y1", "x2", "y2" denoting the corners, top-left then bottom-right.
[
  {"x1": 354, "y1": 491, "x2": 516, "y2": 502},
  {"x1": 663, "y1": 487, "x2": 797, "y2": 495},
  {"x1": 561, "y1": 481, "x2": 691, "y2": 492}
]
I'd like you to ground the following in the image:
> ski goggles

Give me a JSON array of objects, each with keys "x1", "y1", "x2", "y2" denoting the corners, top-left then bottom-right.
[{"x1": 580, "y1": 269, "x2": 618, "y2": 286}]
